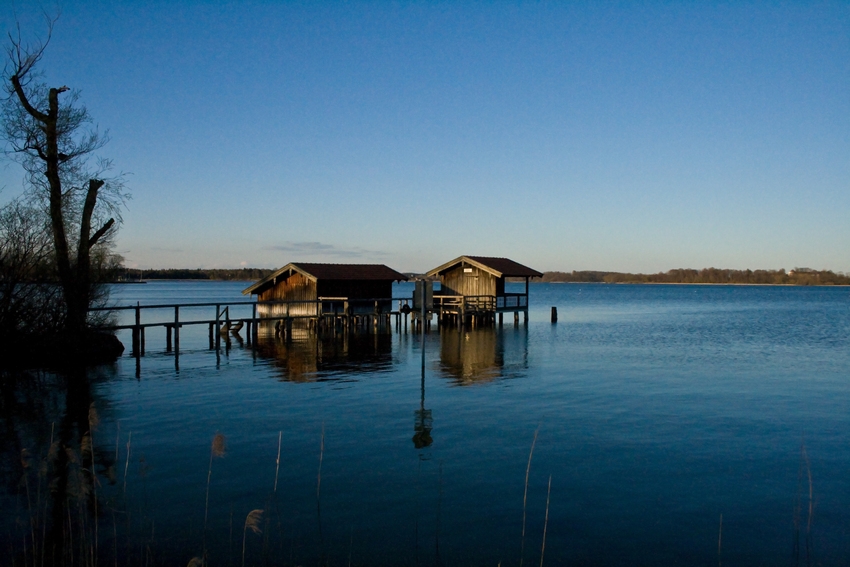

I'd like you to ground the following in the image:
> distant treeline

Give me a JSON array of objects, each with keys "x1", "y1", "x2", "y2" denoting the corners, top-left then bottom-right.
[
  {"x1": 541, "y1": 268, "x2": 850, "y2": 286},
  {"x1": 118, "y1": 268, "x2": 274, "y2": 281},
  {"x1": 118, "y1": 267, "x2": 849, "y2": 286}
]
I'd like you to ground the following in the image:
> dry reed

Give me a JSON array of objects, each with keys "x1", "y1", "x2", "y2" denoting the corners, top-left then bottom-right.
[
  {"x1": 520, "y1": 427, "x2": 539, "y2": 567},
  {"x1": 242, "y1": 509, "x2": 263, "y2": 567},
  {"x1": 317, "y1": 424, "x2": 325, "y2": 500},
  {"x1": 540, "y1": 475, "x2": 551, "y2": 567},
  {"x1": 89, "y1": 403, "x2": 100, "y2": 567},
  {"x1": 123, "y1": 433, "x2": 131, "y2": 496},
  {"x1": 203, "y1": 433, "x2": 227, "y2": 559},
  {"x1": 717, "y1": 513, "x2": 722, "y2": 567},
  {"x1": 273, "y1": 431, "x2": 282, "y2": 494},
  {"x1": 803, "y1": 442, "x2": 814, "y2": 566}
]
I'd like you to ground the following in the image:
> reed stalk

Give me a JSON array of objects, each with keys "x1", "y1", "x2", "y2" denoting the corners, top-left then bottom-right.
[
  {"x1": 242, "y1": 509, "x2": 263, "y2": 567},
  {"x1": 317, "y1": 424, "x2": 324, "y2": 500},
  {"x1": 42, "y1": 422, "x2": 55, "y2": 567},
  {"x1": 803, "y1": 442, "x2": 813, "y2": 566},
  {"x1": 89, "y1": 403, "x2": 100, "y2": 567},
  {"x1": 123, "y1": 433, "x2": 132, "y2": 496},
  {"x1": 717, "y1": 513, "x2": 722, "y2": 567},
  {"x1": 21, "y1": 448, "x2": 35, "y2": 565},
  {"x1": 273, "y1": 431, "x2": 282, "y2": 495},
  {"x1": 204, "y1": 433, "x2": 227, "y2": 559},
  {"x1": 540, "y1": 475, "x2": 551, "y2": 567},
  {"x1": 316, "y1": 424, "x2": 325, "y2": 563},
  {"x1": 520, "y1": 427, "x2": 539, "y2": 567}
]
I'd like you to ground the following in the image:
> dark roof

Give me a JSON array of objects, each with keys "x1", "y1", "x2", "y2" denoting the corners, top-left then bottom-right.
[
  {"x1": 426, "y1": 256, "x2": 543, "y2": 278},
  {"x1": 243, "y1": 262, "x2": 408, "y2": 295},
  {"x1": 291, "y1": 263, "x2": 408, "y2": 281}
]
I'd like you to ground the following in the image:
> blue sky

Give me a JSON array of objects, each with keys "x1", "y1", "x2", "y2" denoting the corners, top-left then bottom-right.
[{"x1": 1, "y1": 1, "x2": 848, "y2": 273}]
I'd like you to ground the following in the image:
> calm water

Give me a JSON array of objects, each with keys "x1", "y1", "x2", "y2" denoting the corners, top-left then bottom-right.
[{"x1": 3, "y1": 282, "x2": 849, "y2": 566}]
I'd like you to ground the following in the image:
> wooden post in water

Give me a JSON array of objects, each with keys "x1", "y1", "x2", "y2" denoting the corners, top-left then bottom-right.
[
  {"x1": 551, "y1": 306, "x2": 557, "y2": 323},
  {"x1": 166, "y1": 325, "x2": 172, "y2": 352},
  {"x1": 215, "y1": 304, "x2": 221, "y2": 351},
  {"x1": 132, "y1": 302, "x2": 141, "y2": 357},
  {"x1": 174, "y1": 306, "x2": 180, "y2": 352}
]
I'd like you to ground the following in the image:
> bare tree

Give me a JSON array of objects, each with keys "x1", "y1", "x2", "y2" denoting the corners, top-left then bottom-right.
[
  {"x1": 2, "y1": 17, "x2": 128, "y2": 336},
  {"x1": 0, "y1": 198, "x2": 65, "y2": 342}
]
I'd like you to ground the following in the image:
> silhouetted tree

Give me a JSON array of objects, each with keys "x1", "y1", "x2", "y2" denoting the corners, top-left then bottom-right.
[{"x1": 2, "y1": 18, "x2": 128, "y2": 336}]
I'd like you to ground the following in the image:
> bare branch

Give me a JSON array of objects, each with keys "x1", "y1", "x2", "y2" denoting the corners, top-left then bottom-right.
[{"x1": 88, "y1": 218, "x2": 114, "y2": 248}]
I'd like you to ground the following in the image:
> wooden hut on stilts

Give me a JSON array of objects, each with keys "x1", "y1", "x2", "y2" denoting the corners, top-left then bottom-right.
[{"x1": 424, "y1": 256, "x2": 542, "y2": 328}]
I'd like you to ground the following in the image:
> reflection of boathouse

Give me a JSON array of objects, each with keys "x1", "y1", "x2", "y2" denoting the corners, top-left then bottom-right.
[
  {"x1": 425, "y1": 256, "x2": 542, "y2": 326},
  {"x1": 255, "y1": 333, "x2": 394, "y2": 382},
  {"x1": 438, "y1": 327, "x2": 529, "y2": 385},
  {"x1": 242, "y1": 263, "x2": 408, "y2": 329}
]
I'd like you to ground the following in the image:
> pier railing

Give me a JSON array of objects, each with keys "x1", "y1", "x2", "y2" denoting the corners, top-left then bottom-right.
[
  {"x1": 432, "y1": 293, "x2": 527, "y2": 313},
  {"x1": 89, "y1": 297, "x2": 412, "y2": 357}
]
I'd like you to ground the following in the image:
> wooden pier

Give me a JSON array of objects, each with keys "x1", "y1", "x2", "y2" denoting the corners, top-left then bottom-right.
[
  {"x1": 422, "y1": 255, "x2": 542, "y2": 328},
  {"x1": 91, "y1": 297, "x2": 417, "y2": 358}
]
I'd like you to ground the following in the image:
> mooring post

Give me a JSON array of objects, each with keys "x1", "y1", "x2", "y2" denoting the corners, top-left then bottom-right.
[
  {"x1": 215, "y1": 304, "x2": 221, "y2": 351},
  {"x1": 551, "y1": 306, "x2": 557, "y2": 323},
  {"x1": 132, "y1": 302, "x2": 141, "y2": 357},
  {"x1": 174, "y1": 306, "x2": 180, "y2": 352}
]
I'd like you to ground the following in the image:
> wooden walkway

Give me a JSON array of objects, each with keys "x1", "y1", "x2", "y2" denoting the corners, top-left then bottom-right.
[
  {"x1": 91, "y1": 297, "x2": 415, "y2": 357},
  {"x1": 93, "y1": 292, "x2": 534, "y2": 359}
]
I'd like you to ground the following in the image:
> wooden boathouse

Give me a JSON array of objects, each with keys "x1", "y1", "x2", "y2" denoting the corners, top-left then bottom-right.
[
  {"x1": 425, "y1": 255, "x2": 542, "y2": 327},
  {"x1": 242, "y1": 262, "x2": 408, "y2": 333}
]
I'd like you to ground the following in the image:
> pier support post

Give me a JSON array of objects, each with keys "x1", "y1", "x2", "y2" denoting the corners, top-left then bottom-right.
[
  {"x1": 132, "y1": 302, "x2": 141, "y2": 357},
  {"x1": 166, "y1": 325, "x2": 172, "y2": 352},
  {"x1": 551, "y1": 306, "x2": 557, "y2": 323},
  {"x1": 174, "y1": 306, "x2": 180, "y2": 352}
]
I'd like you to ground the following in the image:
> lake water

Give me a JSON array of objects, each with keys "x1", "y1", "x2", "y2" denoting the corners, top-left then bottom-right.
[{"x1": 2, "y1": 282, "x2": 849, "y2": 566}]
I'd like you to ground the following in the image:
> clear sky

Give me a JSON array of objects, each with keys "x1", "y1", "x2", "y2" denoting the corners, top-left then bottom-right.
[{"x1": 1, "y1": 1, "x2": 848, "y2": 273}]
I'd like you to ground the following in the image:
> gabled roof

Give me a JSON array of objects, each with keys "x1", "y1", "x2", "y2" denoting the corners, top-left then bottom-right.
[
  {"x1": 243, "y1": 262, "x2": 408, "y2": 295},
  {"x1": 426, "y1": 256, "x2": 543, "y2": 278}
]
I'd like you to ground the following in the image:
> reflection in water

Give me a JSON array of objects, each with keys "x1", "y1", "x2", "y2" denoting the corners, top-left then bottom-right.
[
  {"x1": 0, "y1": 367, "x2": 119, "y2": 566},
  {"x1": 254, "y1": 329, "x2": 394, "y2": 382},
  {"x1": 413, "y1": 360, "x2": 433, "y2": 449},
  {"x1": 437, "y1": 327, "x2": 529, "y2": 385}
]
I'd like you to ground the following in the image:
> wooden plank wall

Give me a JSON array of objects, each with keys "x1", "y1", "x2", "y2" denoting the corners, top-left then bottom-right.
[
  {"x1": 257, "y1": 272, "x2": 318, "y2": 318},
  {"x1": 441, "y1": 265, "x2": 498, "y2": 297},
  {"x1": 257, "y1": 276, "x2": 395, "y2": 318}
]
